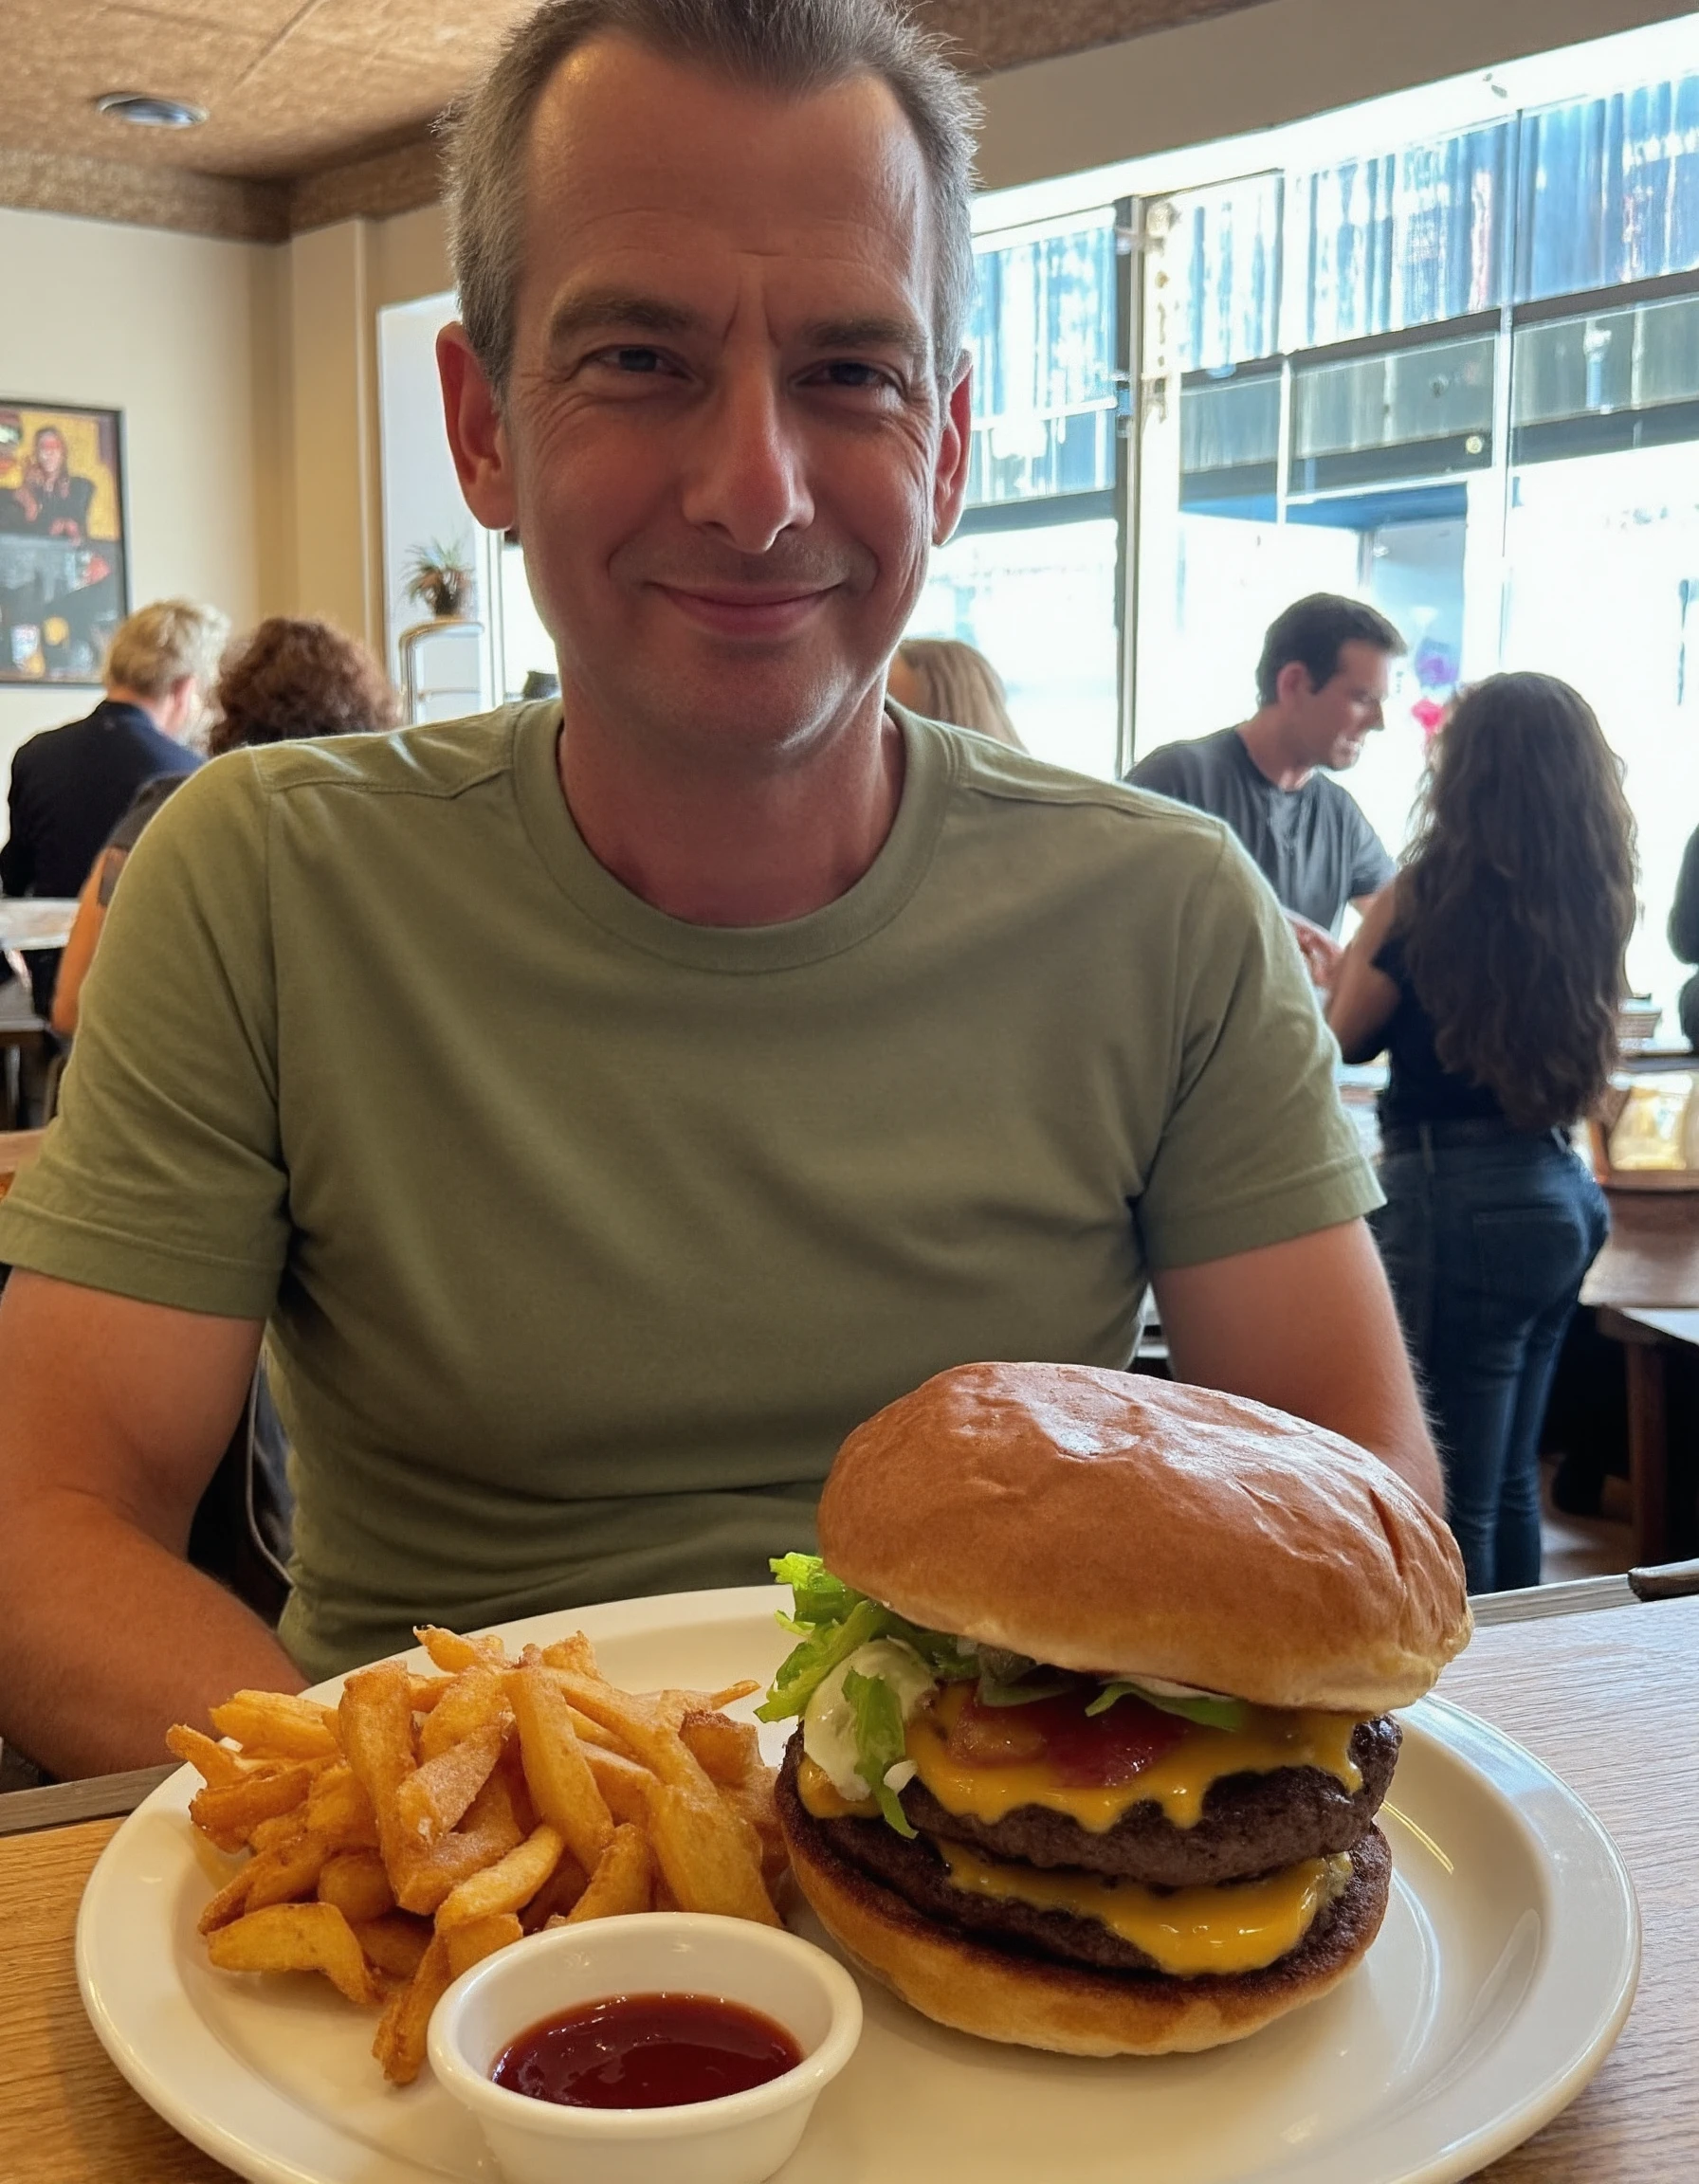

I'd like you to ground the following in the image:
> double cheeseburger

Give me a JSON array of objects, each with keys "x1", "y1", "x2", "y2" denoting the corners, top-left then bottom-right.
[{"x1": 763, "y1": 1362, "x2": 1470, "y2": 2056}]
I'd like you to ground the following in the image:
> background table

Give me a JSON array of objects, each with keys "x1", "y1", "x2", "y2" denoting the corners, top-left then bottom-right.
[
  {"x1": 1, "y1": 1590, "x2": 1692, "y2": 2183},
  {"x1": 1583, "y1": 1189, "x2": 1699, "y2": 1562},
  {"x1": 0, "y1": 899, "x2": 79, "y2": 953}
]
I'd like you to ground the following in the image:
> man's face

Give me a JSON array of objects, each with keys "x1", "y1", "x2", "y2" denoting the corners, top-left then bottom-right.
[
  {"x1": 35, "y1": 431, "x2": 65, "y2": 480},
  {"x1": 1289, "y1": 640, "x2": 1391, "y2": 771},
  {"x1": 447, "y1": 38, "x2": 969, "y2": 768}
]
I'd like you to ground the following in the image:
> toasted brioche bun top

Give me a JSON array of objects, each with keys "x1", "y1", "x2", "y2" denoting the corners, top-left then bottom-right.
[{"x1": 817, "y1": 1362, "x2": 1470, "y2": 1714}]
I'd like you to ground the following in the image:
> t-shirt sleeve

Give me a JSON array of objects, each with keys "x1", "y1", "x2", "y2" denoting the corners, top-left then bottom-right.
[
  {"x1": 0, "y1": 755, "x2": 287, "y2": 1318},
  {"x1": 1135, "y1": 830, "x2": 1380, "y2": 1271},
  {"x1": 1346, "y1": 801, "x2": 1396, "y2": 899},
  {"x1": 1124, "y1": 743, "x2": 1189, "y2": 798}
]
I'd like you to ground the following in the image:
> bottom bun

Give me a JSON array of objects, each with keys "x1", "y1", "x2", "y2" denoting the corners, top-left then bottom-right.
[{"x1": 777, "y1": 1778, "x2": 1392, "y2": 2057}]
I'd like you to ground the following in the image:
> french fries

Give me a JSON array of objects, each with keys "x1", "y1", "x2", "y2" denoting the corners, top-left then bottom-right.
[
  {"x1": 555, "y1": 1822, "x2": 652, "y2": 1925},
  {"x1": 207, "y1": 1902, "x2": 379, "y2": 2007},
  {"x1": 174, "y1": 1623, "x2": 783, "y2": 2085}
]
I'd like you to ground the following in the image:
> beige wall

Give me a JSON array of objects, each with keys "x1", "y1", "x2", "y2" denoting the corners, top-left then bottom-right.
[
  {"x1": 0, "y1": 207, "x2": 277, "y2": 796},
  {"x1": 0, "y1": 197, "x2": 453, "y2": 834}
]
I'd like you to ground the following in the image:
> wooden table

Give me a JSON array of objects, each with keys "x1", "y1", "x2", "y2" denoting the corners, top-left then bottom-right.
[
  {"x1": 1582, "y1": 1189, "x2": 1699, "y2": 1314},
  {"x1": 1582, "y1": 1189, "x2": 1699, "y2": 1564},
  {"x1": 2, "y1": 1589, "x2": 1693, "y2": 2183}
]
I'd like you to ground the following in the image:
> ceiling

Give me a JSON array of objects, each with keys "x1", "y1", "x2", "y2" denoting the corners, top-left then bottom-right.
[{"x1": 1, "y1": 0, "x2": 1266, "y2": 241}]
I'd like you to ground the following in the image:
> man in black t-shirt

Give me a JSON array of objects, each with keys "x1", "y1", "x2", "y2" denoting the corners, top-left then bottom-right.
[{"x1": 1126, "y1": 593, "x2": 1402, "y2": 988}]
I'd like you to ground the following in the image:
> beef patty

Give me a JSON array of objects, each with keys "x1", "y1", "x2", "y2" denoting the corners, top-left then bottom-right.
[
  {"x1": 891, "y1": 1714, "x2": 1399, "y2": 1886},
  {"x1": 778, "y1": 1741, "x2": 1392, "y2": 1980}
]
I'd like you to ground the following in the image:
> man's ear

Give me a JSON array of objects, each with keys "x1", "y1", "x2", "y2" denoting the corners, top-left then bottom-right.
[
  {"x1": 1275, "y1": 659, "x2": 1317, "y2": 709},
  {"x1": 437, "y1": 322, "x2": 519, "y2": 533},
  {"x1": 932, "y1": 357, "x2": 974, "y2": 547}
]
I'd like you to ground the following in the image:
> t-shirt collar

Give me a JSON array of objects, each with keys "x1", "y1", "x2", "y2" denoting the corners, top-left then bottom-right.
[{"x1": 512, "y1": 697, "x2": 953, "y2": 972}]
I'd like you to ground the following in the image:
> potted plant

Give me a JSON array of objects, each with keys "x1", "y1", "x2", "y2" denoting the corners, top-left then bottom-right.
[{"x1": 403, "y1": 538, "x2": 475, "y2": 621}]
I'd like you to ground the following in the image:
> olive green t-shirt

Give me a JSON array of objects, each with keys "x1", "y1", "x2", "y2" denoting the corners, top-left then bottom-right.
[{"x1": 0, "y1": 702, "x2": 1377, "y2": 1680}]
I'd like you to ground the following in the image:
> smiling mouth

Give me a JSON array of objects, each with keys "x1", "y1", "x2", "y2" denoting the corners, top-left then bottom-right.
[{"x1": 654, "y1": 585, "x2": 833, "y2": 638}]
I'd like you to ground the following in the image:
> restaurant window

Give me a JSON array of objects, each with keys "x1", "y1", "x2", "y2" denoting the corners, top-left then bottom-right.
[
  {"x1": 1282, "y1": 123, "x2": 1510, "y2": 351},
  {"x1": 905, "y1": 209, "x2": 1124, "y2": 777},
  {"x1": 1516, "y1": 73, "x2": 1699, "y2": 301},
  {"x1": 1120, "y1": 49, "x2": 1699, "y2": 1026}
]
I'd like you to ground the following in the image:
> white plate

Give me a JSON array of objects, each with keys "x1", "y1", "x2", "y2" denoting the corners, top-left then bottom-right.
[{"x1": 78, "y1": 1586, "x2": 1639, "y2": 2184}]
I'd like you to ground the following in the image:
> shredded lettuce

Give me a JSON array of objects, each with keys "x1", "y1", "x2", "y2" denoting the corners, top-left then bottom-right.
[
  {"x1": 841, "y1": 1667, "x2": 918, "y2": 1837},
  {"x1": 757, "y1": 1555, "x2": 975, "y2": 1722},
  {"x1": 769, "y1": 1550, "x2": 857, "y2": 1634},
  {"x1": 755, "y1": 1593, "x2": 887, "y2": 1722},
  {"x1": 1086, "y1": 1681, "x2": 1249, "y2": 1733},
  {"x1": 759, "y1": 1556, "x2": 1251, "y2": 1805}
]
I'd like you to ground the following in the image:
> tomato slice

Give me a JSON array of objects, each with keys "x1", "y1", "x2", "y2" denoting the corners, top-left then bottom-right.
[
  {"x1": 1039, "y1": 1694, "x2": 1187, "y2": 1786},
  {"x1": 943, "y1": 1688, "x2": 1187, "y2": 1785}
]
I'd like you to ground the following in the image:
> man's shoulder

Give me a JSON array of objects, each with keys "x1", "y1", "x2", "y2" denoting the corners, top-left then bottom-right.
[
  {"x1": 240, "y1": 703, "x2": 525, "y2": 805},
  {"x1": 129, "y1": 706, "x2": 530, "y2": 870},
  {"x1": 1124, "y1": 726, "x2": 1243, "y2": 794},
  {"x1": 10, "y1": 710, "x2": 93, "y2": 773},
  {"x1": 940, "y1": 720, "x2": 1237, "y2": 871}
]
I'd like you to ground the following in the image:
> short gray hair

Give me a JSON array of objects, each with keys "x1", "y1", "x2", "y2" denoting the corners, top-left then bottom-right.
[
  {"x1": 103, "y1": 598, "x2": 229, "y2": 700},
  {"x1": 444, "y1": 0, "x2": 979, "y2": 398}
]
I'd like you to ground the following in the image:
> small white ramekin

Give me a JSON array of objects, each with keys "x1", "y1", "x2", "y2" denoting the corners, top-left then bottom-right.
[{"x1": 427, "y1": 1913, "x2": 863, "y2": 2184}]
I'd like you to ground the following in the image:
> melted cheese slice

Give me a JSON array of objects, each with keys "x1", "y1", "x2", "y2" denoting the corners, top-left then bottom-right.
[
  {"x1": 798, "y1": 1756, "x2": 879, "y2": 1820},
  {"x1": 935, "y1": 1839, "x2": 1353, "y2": 1976},
  {"x1": 906, "y1": 1682, "x2": 1363, "y2": 1832}
]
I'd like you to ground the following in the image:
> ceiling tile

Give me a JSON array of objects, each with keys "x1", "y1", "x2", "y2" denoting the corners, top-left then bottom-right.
[
  {"x1": 0, "y1": 6, "x2": 273, "y2": 166},
  {"x1": 120, "y1": 0, "x2": 309, "y2": 33},
  {"x1": 300, "y1": 0, "x2": 527, "y2": 55},
  {"x1": 0, "y1": 0, "x2": 1275, "y2": 215},
  {"x1": 200, "y1": 32, "x2": 469, "y2": 174}
]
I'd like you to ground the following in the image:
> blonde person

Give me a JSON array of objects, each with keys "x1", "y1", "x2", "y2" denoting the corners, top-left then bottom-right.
[
  {"x1": 0, "y1": 597, "x2": 228, "y2": 1018},
  {"x1": 886, "y1": 636, "x2": 1024, "y2": 749},
  {"x1": 52, "y1": 618, "x2": 399, "y2": 1037}
]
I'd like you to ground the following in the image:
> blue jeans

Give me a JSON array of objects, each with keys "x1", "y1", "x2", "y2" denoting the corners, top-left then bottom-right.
[{"x1": 1372, "y1": 1126, "x2": 1609, "y2": 1595}]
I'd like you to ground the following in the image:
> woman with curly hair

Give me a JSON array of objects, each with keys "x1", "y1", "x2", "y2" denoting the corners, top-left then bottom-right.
[
  {"x1": 1327, "y1": 673, "x2": 1636, "y2": 1593},
  {"x1": 51, "y1": 618, "x2": 398, "y2": 1036}
]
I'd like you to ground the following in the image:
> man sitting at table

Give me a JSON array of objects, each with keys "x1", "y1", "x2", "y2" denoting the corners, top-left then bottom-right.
[
  {"x1": 0, "y1": 597, "x2": 226, "y2": 1017},
  {"x1": 0, "y1": 0, "x2": 1440, "y2": 1777}
]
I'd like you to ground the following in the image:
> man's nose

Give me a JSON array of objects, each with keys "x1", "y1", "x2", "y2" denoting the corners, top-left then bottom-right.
[{"x1": 680, "y1": 369, "x2": 814, "y2": 553}]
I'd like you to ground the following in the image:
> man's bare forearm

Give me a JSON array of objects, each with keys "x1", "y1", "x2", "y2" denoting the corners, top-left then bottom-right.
[{"x1": 0, "y1": 1489, "x2": 302, "y2": 1777}]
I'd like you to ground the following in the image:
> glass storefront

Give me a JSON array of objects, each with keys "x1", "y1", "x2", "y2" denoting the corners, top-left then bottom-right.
[
  {"x1": 1101, "y1": 58, "x2": 1699, "y2": 1029},
  {"x1": 904, "y1": 209, "x2": 1123, "y2": 774}
]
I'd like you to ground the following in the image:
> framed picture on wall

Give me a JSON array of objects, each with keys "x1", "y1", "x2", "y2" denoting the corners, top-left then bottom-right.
[{"x1": 0, "y1": 399, "x2": 129, "y2": 686}]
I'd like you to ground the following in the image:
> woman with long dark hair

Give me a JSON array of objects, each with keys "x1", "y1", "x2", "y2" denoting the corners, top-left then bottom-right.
[{"x1": 1328, "y1": 672, "x2": 1636, "y2": 1593}]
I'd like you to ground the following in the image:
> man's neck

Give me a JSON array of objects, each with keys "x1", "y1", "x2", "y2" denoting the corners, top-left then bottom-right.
[
  {"x1": 103, "y1": 684, "x2": 171, "y2": 734},
  {"x1": 1235, "y1": 710, "x2": 1312, "y2": 793},
  {"x1": 557, "y1": 695, "x2": 905, "y2": 926}
]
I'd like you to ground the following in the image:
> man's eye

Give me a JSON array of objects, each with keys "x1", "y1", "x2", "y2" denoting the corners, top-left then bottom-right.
[
  {"x1": 601, "y1": 347, "x2": 667, "y2": 373},
  {"x1": 814, "y1": 360, "x2": 891, "y2": 390}
]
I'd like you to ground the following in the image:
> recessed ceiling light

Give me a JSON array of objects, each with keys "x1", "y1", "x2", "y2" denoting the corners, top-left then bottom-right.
[{"x1": 95, "y1": 91, "x2": 208, "y2": 129}]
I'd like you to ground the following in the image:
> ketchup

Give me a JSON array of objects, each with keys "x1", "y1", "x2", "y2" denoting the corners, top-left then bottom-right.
[
  {"x1": 491, "y1": 1993, "x2": 803, "y2": 2109},
  {"x1": 944, "y1": 1687, "x2": 1187, "y2": 1786}
]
